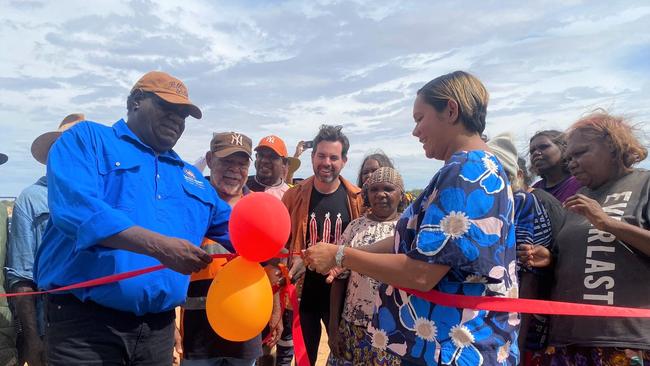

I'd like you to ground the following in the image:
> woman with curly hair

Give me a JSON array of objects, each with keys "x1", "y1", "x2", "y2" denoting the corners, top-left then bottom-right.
[{"x1": 520, "y1": 110, "x2": 650, "y2": 366}]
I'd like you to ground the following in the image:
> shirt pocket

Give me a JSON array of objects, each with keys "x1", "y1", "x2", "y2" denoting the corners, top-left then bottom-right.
[
  {"x1": 98, "y1": 154, "x2": 145, "y2": 210},
  {"x1": 179, "y1": 179, "x2": 215, "y2": 240}
]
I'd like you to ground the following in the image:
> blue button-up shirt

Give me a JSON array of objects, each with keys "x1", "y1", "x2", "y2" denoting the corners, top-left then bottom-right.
[
  {"x1": 6, "y1": 176, "x2": 49, "y2": 288},
  {"x1": 35, "y1": 120, "x2": 232, "y2": 315}
]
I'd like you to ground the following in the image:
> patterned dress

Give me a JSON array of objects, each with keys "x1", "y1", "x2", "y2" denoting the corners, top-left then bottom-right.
[
  {"x1": 368, "y1": 150, "x2": 520, "y2": 366},
  {"x1": 327, "y1": 216, "x2": 401, "y2": 366}
]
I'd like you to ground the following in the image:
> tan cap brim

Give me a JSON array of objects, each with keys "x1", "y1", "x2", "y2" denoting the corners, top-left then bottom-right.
[
  {"x1": 31, "y1": 131, "x2": 62, "y2": 165},
  {"x1": 213, "y1": 147, "x2": 252, "y2": 160},
  {"x1": 155, "y1": 92, "x2": 202, "y2": 119}
]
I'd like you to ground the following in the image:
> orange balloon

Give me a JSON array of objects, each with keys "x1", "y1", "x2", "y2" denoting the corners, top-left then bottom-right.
[{"x1": 206, "y1": 256, "x2": 273, "y2": 341}]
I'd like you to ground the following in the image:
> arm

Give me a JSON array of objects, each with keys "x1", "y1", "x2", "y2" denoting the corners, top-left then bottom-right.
[
  {"x1": 6, "y1": 204, "x2": 45, "y2": 365},
  {"x1": 263, "y1": 265, "x2": 283, "y2": 347},
  {"x1": 306, "y1": 244, "x2": 449, "y2": 291},
  {"x1": 564, "y1": 194, "x2": 650, "y2": 257},
  {"x1": 328, "y1": 278, "x2": 346, "y2": 357},
  {"x1": 11, "y1": 282, "x2": 44, "y2": 366},
  {"x1": 359, "y1": 235, "x2": 394, "y2": 253},
  {"x1": 601, "y1": 220, "x2": 650, "y2": 257},
  {"x1": 101, "y1": 227, "x2": 212, "y2": 274}
]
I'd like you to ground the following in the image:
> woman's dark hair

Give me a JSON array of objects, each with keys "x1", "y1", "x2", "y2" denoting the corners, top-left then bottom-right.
[
  {"x1": 528, "y1": 129, "x2": 569, "y2": 175},
  {"x1": 357, "y1": 151, "x2": 394, "y2": 187},
  {"x1": 417, "y1": 70, "x2": 489, "y2": 134},
  {"x1": 311, "y1": 124, "x2": 350, "y2": 159}
]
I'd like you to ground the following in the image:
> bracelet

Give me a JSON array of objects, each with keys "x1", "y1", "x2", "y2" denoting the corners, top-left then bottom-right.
[{"x1": 335, "y1": 245, "x2": 345, "y2": 268}]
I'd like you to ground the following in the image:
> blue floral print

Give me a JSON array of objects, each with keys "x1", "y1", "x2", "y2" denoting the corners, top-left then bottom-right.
[{"x1": 369, "y1": 151, "x2": 519, "y2": 366}]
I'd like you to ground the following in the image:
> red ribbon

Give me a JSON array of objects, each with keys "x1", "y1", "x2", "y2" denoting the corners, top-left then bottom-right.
[
  {"x1": 7, "y1": 252, "x2": 650, "y2": 366},
  {"x1": 287, "y1": 282, "x2": 309, "y2": 366},
  {"x1": 401, "y1": 288, "x2": 650, "y2": 318}
]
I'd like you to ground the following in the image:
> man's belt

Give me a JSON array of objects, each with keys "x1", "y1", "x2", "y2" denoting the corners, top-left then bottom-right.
[{"x1": 182, "y1": 296, "x2": 207, "y2": 310}]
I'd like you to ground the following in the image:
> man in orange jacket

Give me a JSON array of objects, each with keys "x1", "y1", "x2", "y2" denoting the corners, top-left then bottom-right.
[{"x1": 281, "y1": 125, "x2": 363, "y2": 365}]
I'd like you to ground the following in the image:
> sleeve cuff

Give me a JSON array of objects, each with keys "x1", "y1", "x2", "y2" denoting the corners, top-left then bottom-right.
[
  {"x1": 5, "y1": 270, "x2": 34, "y2": 289},
  {"x1": 76, "y1": 208, "x2": 135, "y2": 251}
]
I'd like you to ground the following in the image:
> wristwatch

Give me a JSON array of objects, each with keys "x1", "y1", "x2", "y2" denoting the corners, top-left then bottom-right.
[{"x1": 335, "y1": 245, "x2": 345, "y2": 268}]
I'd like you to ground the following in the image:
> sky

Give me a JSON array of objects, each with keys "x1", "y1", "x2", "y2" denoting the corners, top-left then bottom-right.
[{"x1": 1, "y1": 0, "x2": 649, "y2": 197}]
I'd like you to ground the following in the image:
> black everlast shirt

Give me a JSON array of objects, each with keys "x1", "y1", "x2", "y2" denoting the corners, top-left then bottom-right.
[
  {"x1": 550, "y1": 169, "x2": 650, "y2": 349},
  {"x1": 301, "y1": 184, "x2": 351, "y2": 310}
]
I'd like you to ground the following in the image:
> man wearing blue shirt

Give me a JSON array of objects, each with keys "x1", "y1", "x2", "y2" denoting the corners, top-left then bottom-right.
[
  {"x1": 34, "y1": 71, "x2": 232, "y2": 365},
  {"x1": 6, "y1": 112, "x2": 84, "y2": 366}
]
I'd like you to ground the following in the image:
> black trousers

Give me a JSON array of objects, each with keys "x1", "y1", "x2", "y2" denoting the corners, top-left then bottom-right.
[
  {"x1": 45, "y1": 294, "x2": 175, "y2": 366},
  {"x1": 299, "y1": 300, "x2": 330, "y2": 366}
]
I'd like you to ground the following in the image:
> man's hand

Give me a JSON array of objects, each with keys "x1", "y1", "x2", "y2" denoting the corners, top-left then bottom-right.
[
  {"x1": 265, "y1": 302, "x2": 284, "y2": 348},
  {"x1": 102, "y1": 227, "x2": 212, "y2": 275},
  {"x1": 152, "y1": 237, "x2": 212, "y2": 275},
  {"x1": 23, "y1": 335, "x2": 45, "y2": 366},
  {"x1": 288, "y1": 256, "x2": 306, "y2": 280}
]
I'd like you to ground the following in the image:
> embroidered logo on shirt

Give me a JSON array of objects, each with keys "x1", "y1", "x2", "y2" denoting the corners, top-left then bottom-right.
[{"x1": 183, "y1": 168, "x2": 205, "y2": 189}]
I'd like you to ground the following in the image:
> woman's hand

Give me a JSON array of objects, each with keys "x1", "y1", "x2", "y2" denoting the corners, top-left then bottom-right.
[
  {"x1": 303, "y1": 243, "x2": 337, "y2": 274},
  {"x1": 517, "y1": 244, "x2": 552, "y2": 268},
  {"x1": 564, "y1": 194, "x2": 612, "y2": 231}
]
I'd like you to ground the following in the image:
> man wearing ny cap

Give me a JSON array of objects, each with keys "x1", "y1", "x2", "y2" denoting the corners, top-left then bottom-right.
[
  {"x1": 182, "y1": 132, "x2": 282, "y2": 366},
  {"x1": 5, "y1": 113, "x2": 84, "y2": 366},
  {"x1": 34, "y1": 71, "x2": 232, "y2": 365},
  {"x1": 246, "y1": 135, "x2": 295, "y2": 200}
]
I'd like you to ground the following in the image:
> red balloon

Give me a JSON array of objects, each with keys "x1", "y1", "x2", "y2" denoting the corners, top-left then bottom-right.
[{"x1": 229, "y1": 192, "x2": 291, "y2": 262}]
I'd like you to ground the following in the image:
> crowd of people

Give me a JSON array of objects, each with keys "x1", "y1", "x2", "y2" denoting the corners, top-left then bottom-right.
[{"x1": 0, "y1": 69, "x2": 648, "y2": 366}]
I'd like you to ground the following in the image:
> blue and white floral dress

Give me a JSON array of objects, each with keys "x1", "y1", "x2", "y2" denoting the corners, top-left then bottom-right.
[{"x1": 368, "y1": 150, "x2": 520, "y2": 366}]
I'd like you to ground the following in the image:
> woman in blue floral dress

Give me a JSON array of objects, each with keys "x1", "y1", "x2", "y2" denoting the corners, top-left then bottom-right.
[{"x1": 304, "y1": 70, "x2": 520, "y2": 366}]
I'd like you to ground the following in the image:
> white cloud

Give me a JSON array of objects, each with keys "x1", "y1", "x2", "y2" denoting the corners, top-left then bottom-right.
[{"x1": 1, "y1": 0, "x2": 649, "y2": 197}]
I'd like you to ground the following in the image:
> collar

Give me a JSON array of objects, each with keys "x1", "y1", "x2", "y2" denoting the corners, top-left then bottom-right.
[
  {"x1": 254, "y1": 175, "x2": 284, "y2": 188},
  {"x1": 113, "y1": 119, "x2": 184, "y2": 165},
  {"x1": 36, "y1": 176, "x2": 47, "y2": 187}
]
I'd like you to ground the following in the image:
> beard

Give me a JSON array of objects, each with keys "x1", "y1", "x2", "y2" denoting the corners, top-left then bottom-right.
[{"x1": 315, "y1": 167, "x2": 339, "y2": 184}]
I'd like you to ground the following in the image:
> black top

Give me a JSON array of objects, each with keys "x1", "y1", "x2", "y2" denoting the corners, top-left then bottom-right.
[{"x1": 301, "y1": 184, "x2": 352, "y2": 310}]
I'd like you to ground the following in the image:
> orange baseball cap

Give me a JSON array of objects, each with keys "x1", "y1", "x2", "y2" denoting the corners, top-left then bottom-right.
[
  {"x1": 255, "y1": 135, "x2": 288, "y2": 158},
  {"x1": 131, "y1": 71, "x2": 202, "y2": 119}
]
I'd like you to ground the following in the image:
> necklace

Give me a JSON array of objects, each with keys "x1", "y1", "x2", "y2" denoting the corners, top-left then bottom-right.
[
  {"x1": 254, "y1": 175, "x2": 284, "y2": 188},
  {"x1": 367, "y1": 210, "x2": 399, "y2": 222}
]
